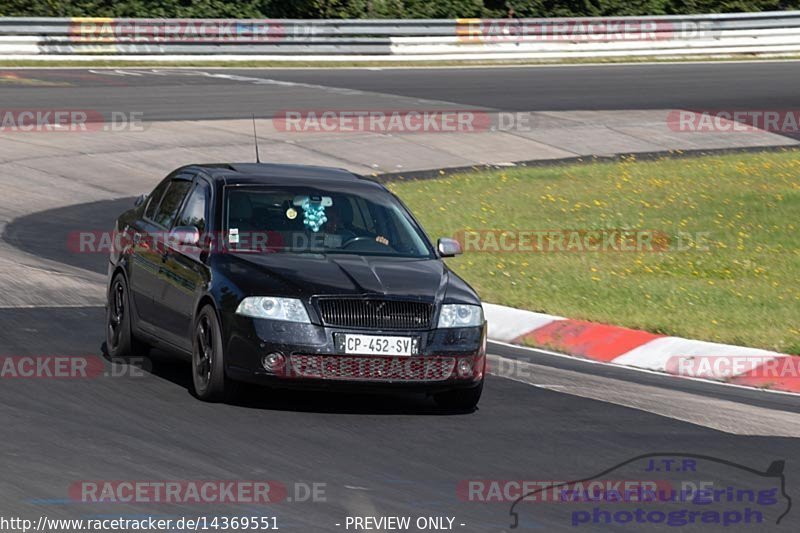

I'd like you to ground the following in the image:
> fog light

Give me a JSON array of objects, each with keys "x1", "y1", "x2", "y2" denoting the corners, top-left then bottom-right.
[
  {"x1": 457, "y1": 358, "x2": 473, "y2": 377},
  {"x1": 262, "y1": 352, "x2": 285, "y2": 372}
]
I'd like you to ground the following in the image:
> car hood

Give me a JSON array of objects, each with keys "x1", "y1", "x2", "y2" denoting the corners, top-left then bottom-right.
[{"x1": 218, "y1": 252, "x2": 478, "y2": 305}]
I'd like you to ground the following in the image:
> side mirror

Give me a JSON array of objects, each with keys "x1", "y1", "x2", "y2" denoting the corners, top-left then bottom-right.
[
  {"x1": 438, "y1": 237, "x2": 462, "y2": 257},
  {"x1": 134, "y1": 194, "x2": 147, "y2": 207},
  {"x1": 169, "y1": 226, "x2": 200, "y2": 247}
]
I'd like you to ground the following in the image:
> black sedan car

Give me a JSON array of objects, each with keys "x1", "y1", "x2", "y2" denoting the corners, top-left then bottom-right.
[{"x1": 106, "y1": 163, "x2": 486, "y2": 408}]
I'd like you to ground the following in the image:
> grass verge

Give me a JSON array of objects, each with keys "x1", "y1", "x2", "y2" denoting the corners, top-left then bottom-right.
[{"x1": 388, "y1": 151, "x2": 800, "y2": 353}]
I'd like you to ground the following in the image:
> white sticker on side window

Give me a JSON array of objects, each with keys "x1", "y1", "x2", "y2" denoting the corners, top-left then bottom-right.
[{"x1": 229, "y1": 228, "x2": 239, "y2": 244}]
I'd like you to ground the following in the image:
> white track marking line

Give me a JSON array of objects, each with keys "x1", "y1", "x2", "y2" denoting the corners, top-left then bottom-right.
[{"x1": 88, "y1": 68, "x2": 473, "y2": 108}]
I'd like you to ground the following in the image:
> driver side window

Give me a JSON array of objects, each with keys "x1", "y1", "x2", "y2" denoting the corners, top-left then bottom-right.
[
  {"x1": 144, "y1": 179, "x2": 170, "y2": 221},
  {"x1": 176, "y1": 181, "x2": 210, "y2": 233},
  {"x1": 153, "y1": 179, "x2": 192, "y2": 228}
]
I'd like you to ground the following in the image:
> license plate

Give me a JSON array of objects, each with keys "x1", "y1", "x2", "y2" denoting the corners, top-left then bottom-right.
[{"x1": 335, "y1": 334, "x2": 419, "y2": 356}]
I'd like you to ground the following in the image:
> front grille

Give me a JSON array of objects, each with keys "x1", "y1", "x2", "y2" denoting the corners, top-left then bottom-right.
[
  {"x1": 317, "y1": 299, "x2": 434, "y2": 330},
  {"x1": 288, "y1": 355, "x2": 455, "y2": 382}
]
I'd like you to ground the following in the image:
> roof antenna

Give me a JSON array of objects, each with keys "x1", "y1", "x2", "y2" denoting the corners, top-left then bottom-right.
[{"x1": 251, "y1": 114, "x2": 261, "y2": 163}]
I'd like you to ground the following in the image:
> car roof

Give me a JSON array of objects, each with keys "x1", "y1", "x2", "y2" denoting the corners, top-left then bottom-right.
[{"x1": 177, "y1": 162, "x2": 378, "y2": 187}]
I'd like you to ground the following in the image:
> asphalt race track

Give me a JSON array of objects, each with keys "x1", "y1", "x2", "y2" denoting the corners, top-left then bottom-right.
[
  {"x1": 0, "y1": 63, "x2": 799, "y2": 532},
  {"x1": 0, "y1": 62, "x2": 798, "y2": 120}
]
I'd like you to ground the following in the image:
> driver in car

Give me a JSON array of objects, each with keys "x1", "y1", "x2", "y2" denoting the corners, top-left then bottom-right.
[{"x1": 324, "y1": 199, "x2": 389, "y2": 247}]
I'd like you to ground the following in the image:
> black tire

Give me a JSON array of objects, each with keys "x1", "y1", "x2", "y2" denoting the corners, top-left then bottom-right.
[
  {"x1": 106, "y1": 273, "x2": 149, "y2": 358},
  {"x1": 192, "y1": 305, "x2": 234, "y2": 402},
  {"x1": 434, "y1": 381, "x2": 483, "y2": 411}
]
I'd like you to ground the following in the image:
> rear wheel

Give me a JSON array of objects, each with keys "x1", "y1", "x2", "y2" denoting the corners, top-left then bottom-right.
[
  {"x1": 106, "y1": 273, "x2": 149, "y2": 358},
  {"x1": 192, "y1": 305, "x2": 234, "y2": 402},
  {"x1": 434, "y1": 381, "x2": 483, "y2": 411}
]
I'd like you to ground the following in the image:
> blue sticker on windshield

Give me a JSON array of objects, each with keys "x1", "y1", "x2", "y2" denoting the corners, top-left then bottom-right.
[{"x1": 301, "y1": 197, "x2": 328, "y2": 232}]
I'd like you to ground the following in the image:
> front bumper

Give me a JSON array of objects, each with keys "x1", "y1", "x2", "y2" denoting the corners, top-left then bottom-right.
[{"x1": 224, "y1": 314, "x2": 486, "y2": 391}]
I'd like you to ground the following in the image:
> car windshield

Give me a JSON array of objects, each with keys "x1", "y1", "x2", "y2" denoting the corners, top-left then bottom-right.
[{"x1": 224, "y1": 184, "x2": 434, "y2": 258}]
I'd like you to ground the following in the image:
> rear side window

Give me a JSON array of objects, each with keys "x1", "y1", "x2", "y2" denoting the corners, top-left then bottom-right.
[
  {"x1": 144, "y1": 180, "x2": 170, "y2": 220},
  {"x1": 153, "y1": 180, "x2": 192, "y2": 228},
  {"x1": 176, "y1": 181, "x2": 210, "y2": 232}
]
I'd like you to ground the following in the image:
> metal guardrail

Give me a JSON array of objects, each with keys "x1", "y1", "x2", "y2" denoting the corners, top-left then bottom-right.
[{"x1": 1, "y1": 11, "x2": 800, "y2": 59}]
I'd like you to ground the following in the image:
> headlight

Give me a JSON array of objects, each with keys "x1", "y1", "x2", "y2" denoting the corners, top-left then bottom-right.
[
  {"x1": 236, "y1": 297, "x2": 311, "y2": 323},
  {"x1": 437, "y1": 304, "x2": 483, "y2": 328}
]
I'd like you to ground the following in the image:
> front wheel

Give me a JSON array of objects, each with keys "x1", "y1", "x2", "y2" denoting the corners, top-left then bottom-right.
[
  {"x1": 106, "y1": 273, "x2": 148, "y2": 358},
  {"x1": 434, "y1": 381, "x2": 483, "y2": 411},
  {"x1": 192, "y1": 305, "x2": 233, "y2": 402}
]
